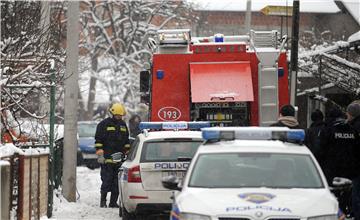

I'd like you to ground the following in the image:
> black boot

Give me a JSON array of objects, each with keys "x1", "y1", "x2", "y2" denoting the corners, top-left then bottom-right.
[
  {"x1": 100, "y1": 191, "x2": 107, "y2": 208},
  {"x1": 109, "y1": 192, "x2": 119, "y2": 208}
]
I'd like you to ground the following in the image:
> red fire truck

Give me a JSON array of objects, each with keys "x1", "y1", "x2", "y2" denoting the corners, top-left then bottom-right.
[{"x1": 140, "y1": 29, "x2": 289, "y2": 126}]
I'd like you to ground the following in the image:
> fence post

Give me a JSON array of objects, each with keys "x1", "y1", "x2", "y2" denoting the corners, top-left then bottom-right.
[
  {"x1": 47, "y1": 66, "x2": 56, "y2": 217},
  {"x1": 39, "y1": 153, "x2": 49, "y2": 218},
  {"x1": 0, "y1": 160, "x2": 11, "y2": 220},
  {"x1": 18, "y1": 155, "x2": 31, "y2": 220}
]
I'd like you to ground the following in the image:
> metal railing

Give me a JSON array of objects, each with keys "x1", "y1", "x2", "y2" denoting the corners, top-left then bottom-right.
[{"x1": 299, "y1": 53, "x2": 360, "y2": 94}]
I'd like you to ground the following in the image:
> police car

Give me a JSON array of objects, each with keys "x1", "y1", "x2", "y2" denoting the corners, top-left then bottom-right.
[
  {"x1": 118, "y1": 121, "x2": 209, "y2": 220},
  {"x1": 163, "y1": 127, "x2": 345, "y2": 220}
]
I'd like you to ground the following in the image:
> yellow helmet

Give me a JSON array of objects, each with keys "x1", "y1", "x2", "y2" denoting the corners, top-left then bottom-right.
[{"x1": 109, "y1": 103, "x2": 126, "y2": 116}]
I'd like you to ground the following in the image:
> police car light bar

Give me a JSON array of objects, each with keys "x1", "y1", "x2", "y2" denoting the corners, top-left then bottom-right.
[
  {"x1": 139, "y1": 121, "x2": 210, "y2": 131},
  {"x1": 202, "y1": 127, "x2": 305, "y2": 143}
]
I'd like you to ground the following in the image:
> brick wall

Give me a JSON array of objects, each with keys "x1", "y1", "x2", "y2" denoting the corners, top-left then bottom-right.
[{"x1": 192, "y1": 10, "x2": 356, "y2": 40}]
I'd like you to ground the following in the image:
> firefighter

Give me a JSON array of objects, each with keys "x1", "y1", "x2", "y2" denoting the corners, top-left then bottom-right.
[
  {"x1": 270, "y1": 105, "x2": 300, "y2": 129},
  {"x1": 95, "y1": 103, "x2": 130, "y2": 208}
]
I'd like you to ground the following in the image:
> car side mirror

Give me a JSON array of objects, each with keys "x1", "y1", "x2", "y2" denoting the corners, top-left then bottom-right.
[
  {"x1": 162, "y1": 175, "x2": 182, "y2": 191},
  {"x1": 330, "y1": 177, "x2": 352, "y2": 195},
  {"x1": 129, "y1": 137, "x2": 135, "y2": 145},
  {"x1": 332, "y1": 177, "x2": 352, "y2": 187}
]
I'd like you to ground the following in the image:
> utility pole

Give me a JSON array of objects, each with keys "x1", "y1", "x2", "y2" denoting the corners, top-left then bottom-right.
[
  {"x1": 63, "y1": 1, "x2": 79, "y2": 202},
  {"x1": 290, "y1": 0, "x2": 300, "y2": 106},
  {"x1": 245, "y1": 0, "x2": 252, "y2": 34},
  {"x1": 40, "y1": 1, "x2": 50, "y2": 119}
]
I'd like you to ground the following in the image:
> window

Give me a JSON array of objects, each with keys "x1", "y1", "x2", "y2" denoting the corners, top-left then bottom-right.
[
  {"x1": 78, "y1": 123, "x2": 97, "y2": 137},
  {"x1": 127, "y1": 137, "x2": 140, "y2": 161},
  {"x1": 189, "y1": 153, "x2": 324, "y2": 188},
  {"x1": 140, "y1": 139, "x2": 202, "y2": 162}
]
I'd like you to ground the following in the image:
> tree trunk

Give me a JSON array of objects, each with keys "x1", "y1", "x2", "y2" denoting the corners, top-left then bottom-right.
[
  {"x1": 86, "y1": 56, "x2": 97, "y2": 120},
  {"x1": 78, "y1": 87, "x2": 86, "y2": 121}
]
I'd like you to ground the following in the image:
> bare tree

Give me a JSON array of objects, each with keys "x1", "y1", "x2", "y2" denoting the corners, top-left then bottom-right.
[
  {"x1": 0, "y1": 1, "x2": 66, "y2": 143},
  {"x1": 78, "y1": 0, "x2": 196, "y2": 120}
]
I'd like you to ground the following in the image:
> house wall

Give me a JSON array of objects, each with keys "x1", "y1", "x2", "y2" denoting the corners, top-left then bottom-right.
[{"x1": 192, "y1": 10, "x2": 357, "y2": 41}]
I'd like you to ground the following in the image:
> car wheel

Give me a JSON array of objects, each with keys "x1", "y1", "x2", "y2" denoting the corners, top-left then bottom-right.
[
  {"x1": 121, "y1": 206, "x2": 134, "y2": 220},
  {"x1": 86, "y1": 162, "x2": 100, "y2": 170},
  {"x1": 77, "y1": 152, "x2": 83, "y2": 166}
]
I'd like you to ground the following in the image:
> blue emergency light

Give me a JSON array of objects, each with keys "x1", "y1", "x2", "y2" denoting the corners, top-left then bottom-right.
[
  {"x1": 214, "y1": 33, "x2": 224, "y2": 42},
  {"x1": 139, "y1": 121, "x2": 210, "y2": 130},
  {"x1": 202, "y1": 127, "x2": 305, "y2": 143}
]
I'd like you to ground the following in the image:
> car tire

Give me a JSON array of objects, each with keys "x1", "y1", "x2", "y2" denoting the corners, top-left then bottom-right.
[
  {"x1": 121, "y1": 206, "x2": 134, "y2": 220},
  {"x1": 118, "y1": 205, "x2": 122, "y2": 217},
  {"x1": 86, "y1": 162, "x2": 100, "y2": 170},
  {"x1": 77, "y1": 152, "x2": 83, "y2": 166},
  {"x1": 118, "y1": 199, "x2": 123, "y2": 217}
]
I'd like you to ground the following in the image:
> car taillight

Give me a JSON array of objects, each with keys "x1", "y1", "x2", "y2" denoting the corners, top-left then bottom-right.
[{"x1": 128, "y1": 165, "x2": 142, "y2": 183}]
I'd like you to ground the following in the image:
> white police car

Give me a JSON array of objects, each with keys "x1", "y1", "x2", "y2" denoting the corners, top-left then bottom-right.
[
  {"x1": 163, "y1": 127, "x2": 345, "y2": 220},
  {"x1": 118, "y1": 121, "x2": 209, "y2": 220}
]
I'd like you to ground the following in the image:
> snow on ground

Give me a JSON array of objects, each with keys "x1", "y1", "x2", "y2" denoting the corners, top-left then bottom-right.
[{"x1": 44, "y1": 167, "x2": 120, "y2": 220}]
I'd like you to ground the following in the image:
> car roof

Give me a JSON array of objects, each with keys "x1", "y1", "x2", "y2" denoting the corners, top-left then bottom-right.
[
  {"x1": 197, "y1": 140, "x2": 311, "y2": 155},
  {"x1": 138, "y1": 130, "x2": 203, "y2": 141}
]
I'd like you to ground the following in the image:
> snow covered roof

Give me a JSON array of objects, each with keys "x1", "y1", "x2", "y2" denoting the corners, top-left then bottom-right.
[
  {"x1": 188, "y1": 0, "x2": 340, "y2": 13},
  {"x1": 348, "y1": 31, "x2": 360, "y2": 43},
  {"x1": 341, "y1": 0, "x2": 360, "y2": 25}
]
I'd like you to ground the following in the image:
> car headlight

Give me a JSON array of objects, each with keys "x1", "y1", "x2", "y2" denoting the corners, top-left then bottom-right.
[
  {"x1": 308, "y1": 215, "x2": 338, "y2": 220},
  {"x1": 179, "y1": 212, "x2": 211, "y2": 220}
]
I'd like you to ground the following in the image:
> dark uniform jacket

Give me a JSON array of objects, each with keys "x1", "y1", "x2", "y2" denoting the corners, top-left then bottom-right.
[
  {"x1": 270, "y1": 116, "x2": 300, "y2": 129},
  {"x1": 349, "y1": 116, "x2": 360, "y2": 134},
  {"x1": 349, "y1": 115, "x2": 360, "y2": 177},
  {"x1": 95, "y1": 117, "x2": 129, "y2": 159},
  {"x1": 318, "y1": 118, "x2": 360, "y2": 183},
  {"x1": 305, "y1": 120, "x2": 326, "y2": 157}
]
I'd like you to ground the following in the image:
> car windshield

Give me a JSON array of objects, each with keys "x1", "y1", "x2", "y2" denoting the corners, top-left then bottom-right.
[
  {"x1": 141, "y1": 140, "x2": 203, "y2": 162},
  {"x1": 78, "y1": 123, "x2": 97, "y2": 137},
  {"x1": 189, "y1": 153, "x2": 324, "y2": 188}
]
